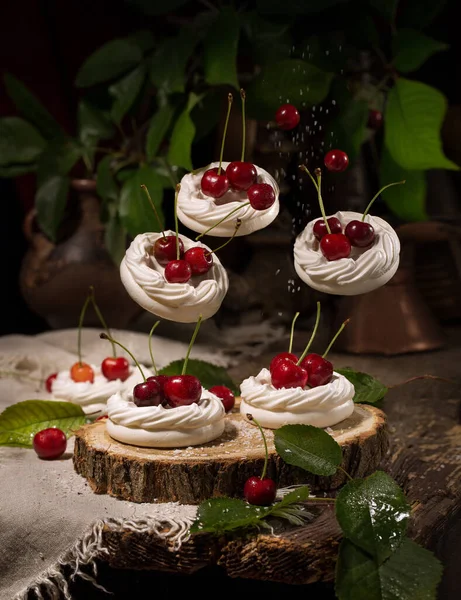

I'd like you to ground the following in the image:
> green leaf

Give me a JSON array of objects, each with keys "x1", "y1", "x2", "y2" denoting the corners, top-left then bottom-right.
[
  {"x1": 0, "y1": 163, "x2": 36, "y2": 177},
  {"x1": 129, "y1": 29, "x2": 155, "y2": 53},
  {"x1": 0, "y1": 400, "x2": 86, "y2": 447},
  {"x1": 246, "y1": 60, "x2": 333, "y2": 120},
  {"x1": 380, "y1": 148, "x2": 428, "y2": 222},
  {"x1": 167, "y1": 94, "x2": 200, "y2": 171},
  {"x1": 3, "y1": 73, "x2": 63, "y2": 140},
  {"x1": 203, "y1": 7, "x2": 240, "y2": 89},
  {"x1": 119, "y1": 165, "x2": 164, "y2": 238},
  {"x1": 159, "y1": 359, "x2": 238, "y2": 395},
  {"x1": 335, "y1": 538, "x2": 443, "y2": 600},
  {"x1": 146, "y1": 103, "x2": 175, "y2": 160},
  {"x1": 274, "y1": 424, "x2": 342, "y2": 476},
  {"x1": 104, "y1": 210, "x2": 127, "y2": 266},
  {"x1": 0, "y1": 117, "x2": 46, "y2": 166},
  {"x1": 109, "y1": 64, "x2": 146, "y2": 124},
  {"x1": 190, "y1": 485, "x2": 311, "y2": 534},
  {"x1": 78, "y1": 101, "x2": 114, "y2": 148},
  {"x1": 149, "y1": 28, "x2": 200, "y2": 94},
  {"x1": 35, "y1": 175, "x2": 70, "y2": 241},
  {"x1": 36, "y1": 139, "x2": 83, "y2": 187},
  {"x1": 336, "y1": 471, "x2": 410, "y2": 564},
  {"x1": 336, "y1": 369, "x2": 388, "y2": 405},
  {"x1": 96, "y1": 155, "x2": 119, "y2": 204},
  {"x1": 244, "y1": 12, "x2": 293, "y2": 66},
  {"x1": 75, "y1": 38, "x2": 143, "y2": 88},
  {"x1": 384, "y1": 78, "x2": 459, "y2": 171},
  {"x1": 392, "y1": 29, "x2": 448, "y2": 73},
  {"x1": 256, "y1": 0, "x2": 350, "y2": 14}
]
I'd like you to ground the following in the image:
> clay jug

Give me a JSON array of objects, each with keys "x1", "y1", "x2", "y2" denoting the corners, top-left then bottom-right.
[{"x1": 19, "y1": 179, "x2": 142, "y2": 329}]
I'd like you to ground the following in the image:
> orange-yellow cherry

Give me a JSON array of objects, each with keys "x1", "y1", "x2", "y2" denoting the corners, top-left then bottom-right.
[{"x1": 70, "y1": 362, "x2": 94, "y2": 383}]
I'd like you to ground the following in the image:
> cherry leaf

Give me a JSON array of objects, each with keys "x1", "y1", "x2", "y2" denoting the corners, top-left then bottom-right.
[
  {"x1": 274, "y1": 424, "x2": 342, "y2": 476},
  {"x1": 0, "y1": 400, "x2": 86, "y2": 448},
  {"x1": 335, "y1": 369, "x2": 388, "y2": 405}
]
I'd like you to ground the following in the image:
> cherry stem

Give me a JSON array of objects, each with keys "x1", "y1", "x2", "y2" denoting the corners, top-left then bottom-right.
[
  {"x1": 196, "y1": 202, "x2": 250, "y2": 240},
  {"x1": 306, "y1": 496, "x2": 336, "y2": 503},
  {"x1": 141, "y1": 184, "x2": 165, "y2": 237},
  {"x1": 240, "y1": 89, "x2": 246, "y2": 162},
  {"x1": 148, "y1": 321, "x2": 161, "y2": 376},
  {"x1": 323, "y1": 319, "x2": 350, "y2": 358},
  {"x1": 289, "y1": 312, "x2": 300, "y2": 354},
  {"x1": 339, "y1": 466, "x2": 353, "y2": 481},
  {"x1": 99, "y1": 333, "x2": 146, "y2": 381},
  {"x1": 182, "y1": 315, "x2": 203, "y2": 375},
  {"x1": 362, "y1": 180, "x2": 406, "y2": 221},
  {"x1": 77, "y1": 292, "x2": 92, "y2": 366},
  {"x1": 218, "y1": 93, "x2": 233, "y2": 175},
  {"x1": 246, "y1": 413, "x2": 269, "y2": 479},
  {"x1": 88, "y1": 286, "x2": 116, "y2": 357},
  {"x1": 205, "y1": 219, "x2": 242, "y2": 257},
  {"x1": 174, "y1": 184, "x2": 181, "y2": 260},
  {"x1": 388, "y1": 374, "x2": 455, "y2": 389},
  {"x1": 297, "y1": 302, "x2": 321, "y2": 365},
  {"x1": 299, "y1": 165, "x2": 330, "y2": 234}
]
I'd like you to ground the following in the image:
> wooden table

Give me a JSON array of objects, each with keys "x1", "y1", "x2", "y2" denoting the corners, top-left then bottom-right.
[{"x1": 71, "y1": 329, "x2": 461, "y2": 599}]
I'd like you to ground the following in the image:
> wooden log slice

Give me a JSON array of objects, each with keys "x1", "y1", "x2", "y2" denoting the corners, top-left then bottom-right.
[{"x1": 73, "y1": 402, "x2": 388, "y2": 504}]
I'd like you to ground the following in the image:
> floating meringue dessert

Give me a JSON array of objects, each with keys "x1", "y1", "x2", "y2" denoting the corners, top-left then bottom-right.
[
  {"x1": 104, "y1": 318, "x2": 226, "y2": 448},
  {"x1": 120, "y1": 229, "x2": 229, "y2": 323},
  {"x1": 240, "y1": 304, "x2": 355, "y2": 429},
  {"x1": 178, "y1": 91, "x2": 280, "y2": 238},
  {"x1": 294, "y1": 165, "x2": 403, "y2": 296}
]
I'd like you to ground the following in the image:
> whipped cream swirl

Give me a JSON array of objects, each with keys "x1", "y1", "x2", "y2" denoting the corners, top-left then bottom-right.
[
  {"x1": 293, "y1": 211, "x2": 400, "y2": 295},
  {"x1": 120, "y1": 230, "x2": 229, "y2": 322},
  {"x1": 177, "y1": 161, "x2": 280, "y2": 237},
  {"x1": 51, "y1": 365, "x2": 150, "y2": 416},
  {"x1": 106, "y1": 388, "x2": 225, "y2": 448},
  {"x1": 240, "y1": 368, "x2": 355, "y2": 429}
]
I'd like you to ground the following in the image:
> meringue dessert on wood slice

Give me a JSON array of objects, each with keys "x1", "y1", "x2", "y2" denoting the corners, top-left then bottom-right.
[
  {"x1": 294, "y1": 165, "x2": 404, "y2": 296},
  {"x1": 74, "y1": 306, "x2": 389, "y2": 504},
  {"x1": 177, "y1": 91, "x2": 280, "y2": 238}
]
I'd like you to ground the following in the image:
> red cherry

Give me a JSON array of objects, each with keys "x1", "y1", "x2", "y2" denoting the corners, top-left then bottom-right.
[
  {"x1": 300, "y1": 353, "x2": 333, "y2": 387},
  {"x1": 101, "y1": 356, "x2": 130, "y2": 382},
  {"x1": 33, "y1": 428, "x2": 67, "y2": 460},
  {"x1": 164, "y1": 375, "x2": 202, "y2": 407},
  {"x1": 226, "y1": 162, "x2": 257, "y2": 191},
  {"x1": 209, "y1": 385, "x2": 235, "y2": 412},
  {"x1": 275, "y1": 104, "x2": 300, "y2": 130},
  {"x1": 184, "y1": 247, "x2": 213, "y2": 275},
  {"x1": 269, "y1": 352, "x2": 298, "y2": 373},
  {"x1": 313, "y1": 217, "x2": 342, "y2": 240},
  {"x1": 244, "y1": 476, "x2": 277, "y2": 506},
  {"x1": 248, "y1": 183, "x2": 276, "y2": 210},
  {"x1": 45, "y1": 373, "x2": 57, "y2": 393},
  {"x1": 133, "y1": 379, "x2": 164, "y2": 407},
  {"x1": 96, "y1": 415, "x2": 108, "y2": 421},
  {"x1": 324, "y1": 149, "x2": 349, "y2": 172},
  {"x1": 271, "y1": 358, "x2": 308, "y2": 390},
  {"x1": 147, "y1": 374, "x2": 170, "y2": 394},
  {"x1": 154, "y1": 236, "x2": 185, "y2": 265},
  {"x1": 345, "y1": 220, "x2": 375, "y2": 248},
  {"x1": 367, "y1": 109, "x2": 383, "y2": 130},
  {"x1": 201, "y1": 168, "x2": 229, "y2": 199},
  {"x1": 320, "y1": 233, "x2": 351, "y2": 261},
  {"x1": 164, "y1": 259, "x2": 192, "y2": 283},
  {"x1": 70, "y1": 362, "x2": 94, "y2": 383}
]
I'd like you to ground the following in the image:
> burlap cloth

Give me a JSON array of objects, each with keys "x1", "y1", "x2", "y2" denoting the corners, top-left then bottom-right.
[{"x1": 0, "y1": 328, "x2": 236, "y2": 600}]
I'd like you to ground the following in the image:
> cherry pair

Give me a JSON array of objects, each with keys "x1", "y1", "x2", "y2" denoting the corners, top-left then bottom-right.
[
  {"x1": 200, "y1": 91, "x2": 276, "y2": 210},
  {"x1": 269, "y1": 304, "x2": 348, "y2": 390}
]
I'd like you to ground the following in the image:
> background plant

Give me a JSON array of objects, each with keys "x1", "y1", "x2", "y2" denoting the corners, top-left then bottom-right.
[{"x1": 0, "y1": 0, "x2": 456, "y2": 264}]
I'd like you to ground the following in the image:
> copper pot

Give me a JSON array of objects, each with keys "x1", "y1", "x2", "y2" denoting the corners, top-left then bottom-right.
[{"x1": 19, "y1": 179, "x2": 142, "y2": 329}]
